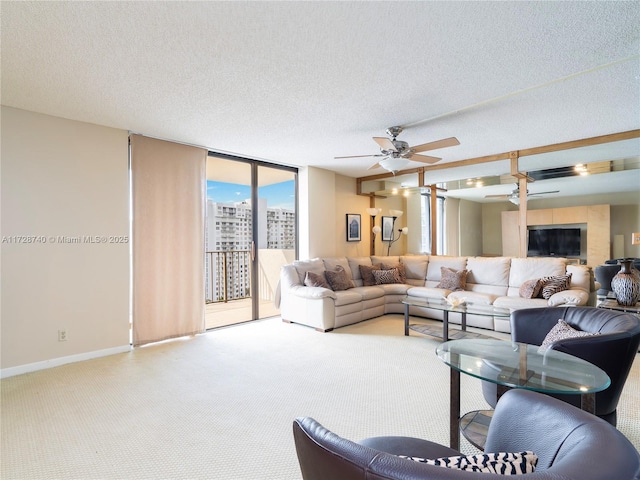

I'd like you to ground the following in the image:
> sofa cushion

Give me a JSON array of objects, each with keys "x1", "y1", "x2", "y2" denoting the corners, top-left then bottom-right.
[
  {"x1": 351, "y1": 286, "x2": 385, "y2": 300},
  {"x1": 466, "y1": 257, "x2": 511, "y2": 287},
  {"x1": 333, "y1": 290, "x2": 363, "y2": 307},
  {"x1": 519, "y1": 278, "x2": 543, "y2": 299},
  {"x1": 325, "y1": 265, "x2": 356, "y2": 291},
  {"x1": 493, "y1": 296, "x2": 548, "y2": 309},
  {"x1": 322, "y1": 257, "x2": 352, "y2": 279},
  {"x1": 304, "y1": 271, "x2": 330, "y2": 289},
  {"x1": 566, "y1": 264, "x2": 592, "y2": 293},
  {"x1": 378, "y1": 283, "x2": 410, "y2": 295},
  {"x1": 508, "y1": 258, "x2": 566, "y2": 288},
  {"x1": 372, "y1": 255, "x2": 399, "y2": 266},
  {"x1": 348, "y1": 256, "x2": 373, "y2": 284},
  {"x1": 293, "y1": 258, "x2": 325, "y2": 285},
  {"x1": 540, "y1": 319, "x2": 599, "y2": 348},
  {"x1": 401, "y1": 255, "x2": 429, "y2": 281},
  {"x1": 540, "y1": 273, "x2": 572, "y2": 299},
  {"x1": 449, "y1": 290, "x2": 496, "y2": 305},
  {"x1": 426, "y1": 256, "x2": 468, "y2": 283},
  {"x1": 373, "y1": 268, "x2": 402, "y2": 285},
  {"x1": 407, "y1": 286, "x2": 452, "y2": 300},
  {"x1": 437, "y1": 267, "x2": 468, "y2": 291}
]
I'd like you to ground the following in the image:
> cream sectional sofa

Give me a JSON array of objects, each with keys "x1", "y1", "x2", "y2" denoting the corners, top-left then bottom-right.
[{"x1": 279, "y1": 255, "x2": 596, "y2": 333}]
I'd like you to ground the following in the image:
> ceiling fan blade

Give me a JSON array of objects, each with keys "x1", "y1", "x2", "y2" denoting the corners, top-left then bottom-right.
[
  {"x1": 411, "y1": 137, "x2": 460, "y2": 153},
  {"x1": 528, "y1": 190, "x2": 560, "y2": 196},
  {"x1": 334, "y1": 154, "x2": 384, "y2": 159},
  {"x1": 485, "y1": 194, "x2": 510, "y2": 199},
  {"x1": 367, "y1": 163, "x2": 382, "y2": 170},
  {"x1": 408, "y1": 153, "x2": 441, "y2": 164},
  {"x1": 373, "y1": 137, "x2": 396, "y2": 151}
]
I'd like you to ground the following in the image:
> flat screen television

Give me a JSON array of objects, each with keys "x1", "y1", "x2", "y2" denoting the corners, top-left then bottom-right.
[{"x1": 527, "y1": 228, "x2": 581, "y2": 257}]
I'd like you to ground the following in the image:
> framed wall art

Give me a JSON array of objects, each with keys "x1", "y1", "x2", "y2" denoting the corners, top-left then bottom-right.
[
  {"x1": 381, "y1": 216, "x2": 395, "y2": 242},
  {"x1": 346, "y1": 214, "x2": 361, "y2": 242}
]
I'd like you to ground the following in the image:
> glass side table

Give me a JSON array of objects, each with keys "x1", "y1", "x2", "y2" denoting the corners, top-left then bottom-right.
[{"x1": 436, "y1": 338, "x2": 610, "y2": 450}]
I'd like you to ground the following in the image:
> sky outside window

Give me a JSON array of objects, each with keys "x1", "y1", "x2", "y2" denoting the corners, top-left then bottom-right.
[{"x1": 207, "y1": 180, "x2": 295, "y2": 210}]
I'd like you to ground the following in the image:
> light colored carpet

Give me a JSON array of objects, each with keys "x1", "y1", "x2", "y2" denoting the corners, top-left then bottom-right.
[{"x1": 2, "y1": 315, "x2": 639, "y2": 479}]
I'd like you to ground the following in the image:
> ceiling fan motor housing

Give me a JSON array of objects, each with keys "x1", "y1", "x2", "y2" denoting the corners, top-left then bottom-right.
[
  {"x1": 386, "y1": 126, "x2": 404, "y2": 138},
  {"x1": 382, "y1": 140, "x2": 410, "y2": 157}
]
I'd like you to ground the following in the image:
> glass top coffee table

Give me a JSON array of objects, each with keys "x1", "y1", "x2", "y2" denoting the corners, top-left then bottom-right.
[
  {"x1": 402, "y1": 298, "x2": 511, "y2": 341},
  {"x1": 436, "y1": 338, "x2": 610, "y2": 450}
]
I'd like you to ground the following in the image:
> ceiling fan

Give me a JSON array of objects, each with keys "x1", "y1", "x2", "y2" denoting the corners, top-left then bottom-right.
[
  {"x1": 485, "y1": 184, "x2": 560, "y2": 205},
  {"x1": 335, "y1": 126, "x2": 460, "y2": 174}
]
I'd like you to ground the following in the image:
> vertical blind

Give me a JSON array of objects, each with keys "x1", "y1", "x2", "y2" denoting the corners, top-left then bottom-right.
[{"x1": 130, "y1": 135, "x2": 206, "y2": 346}]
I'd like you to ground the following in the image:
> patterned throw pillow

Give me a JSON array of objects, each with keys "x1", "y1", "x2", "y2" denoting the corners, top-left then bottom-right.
[
  {"x1": 519, "y1": 278, "x2": 542, "y2": 299},
  {"x1": 359, "y1": 264, "x2": 382, "y2": 287},
  {"x1": 539, "y1": 273, "x2": 572, "y2": 299},
  {"x1": 382, "y1": 262, "x2": 407, "y2": 283},
  {"x1": 303, "y1": 271, "x2": 330, "y2": 289},
  {"x1": 540, "y1": 319, "x2": 599, "y2": 348},
  {"x1": 436, "y1": 267, "x2": 468, "y2": 291},
  {"x1": 324, "y1": 265, "x2": 355, "y2": 291},
  {"x1": 400, "y1": 451, "x2": 537, "y2": 474},
  {"x1": 372, "y1": 268, "x2": 401, "y2": 285}
]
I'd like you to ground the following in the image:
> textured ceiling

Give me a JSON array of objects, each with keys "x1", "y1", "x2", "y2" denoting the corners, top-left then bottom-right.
[{"x1": 2, "y1": 1, "x2": 639, "y2": 189}]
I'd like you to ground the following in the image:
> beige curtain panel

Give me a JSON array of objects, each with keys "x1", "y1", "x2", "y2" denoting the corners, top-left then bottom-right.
[{"x1": 130, "y1": 135, "x2": 206, "y2": 346}]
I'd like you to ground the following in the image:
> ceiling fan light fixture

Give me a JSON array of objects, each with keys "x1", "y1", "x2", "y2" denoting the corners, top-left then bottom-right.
[{"x1": 379, "y1": 157, "x2": 409, "y2": 174}]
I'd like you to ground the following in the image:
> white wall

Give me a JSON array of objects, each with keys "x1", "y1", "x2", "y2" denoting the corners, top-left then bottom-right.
[
  {"x1": 298, "y1": 167, "x2": 337, "y2": 258},
  {"x1": 459, "y1": 199, "x2": 483, "y2": 256},
  {"x1": 1, "y1": 107, "x2": 130, "y2": 374}
]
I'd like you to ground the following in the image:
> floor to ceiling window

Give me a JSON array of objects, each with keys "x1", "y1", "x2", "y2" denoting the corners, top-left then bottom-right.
[{"x1": 205, "y1": 154, "x2": 297, "y2": 329}]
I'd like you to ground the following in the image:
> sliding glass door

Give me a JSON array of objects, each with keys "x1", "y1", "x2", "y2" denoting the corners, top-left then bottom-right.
[{"x1": 205, "y1": 154, "x2": 296, "y2": 328}]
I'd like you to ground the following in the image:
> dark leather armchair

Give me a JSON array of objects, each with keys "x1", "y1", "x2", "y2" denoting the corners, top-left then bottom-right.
[
  {"x1": 293, "y1": 389, "x2": 640, "y2": 479},
  {"x1": 482, "y1": 306, "x2": 640, "y2": 426}
]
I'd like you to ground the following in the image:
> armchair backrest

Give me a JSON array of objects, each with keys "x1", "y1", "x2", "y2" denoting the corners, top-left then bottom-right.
[
  {"x1": 510, "y1": 307, "x2": 640, "y2": 423},
  {"x1": 294, "y1": 389, "x2": 640, "y2": 479},
  {"x1": 486, "y1": 390, "x2": 640, "y2": 479}
]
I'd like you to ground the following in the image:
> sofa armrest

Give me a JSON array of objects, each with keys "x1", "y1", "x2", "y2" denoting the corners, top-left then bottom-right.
[
  {"x1": 290, "y1": 285, "x2": 337, "y2": 300},
  {"x1": 547, "y1": 289, "x2": 588, "y2": 307}
]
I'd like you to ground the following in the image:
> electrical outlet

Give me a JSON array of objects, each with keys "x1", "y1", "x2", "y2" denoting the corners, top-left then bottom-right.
[{"x1": 58, "y1": 329, "x2": 67, "y2": 342}]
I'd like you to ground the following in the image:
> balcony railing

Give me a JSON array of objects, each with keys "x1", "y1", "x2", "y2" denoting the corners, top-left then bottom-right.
[
  {"x1": 205, "y1": 249, "x2": 294, "y2": 313},
  {"x1": 205, "y1": 250, "x2": 251, "y2": 303}
]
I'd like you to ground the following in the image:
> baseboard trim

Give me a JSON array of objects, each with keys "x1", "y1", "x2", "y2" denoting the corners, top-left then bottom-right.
[{"x1": 0, "y1": 345, "x2": 132, "y2": 379}]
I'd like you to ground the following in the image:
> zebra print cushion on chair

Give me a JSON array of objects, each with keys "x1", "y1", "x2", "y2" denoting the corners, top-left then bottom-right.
[{"x1": 400, "y1": 451, "x2": 538, "y2": 474}]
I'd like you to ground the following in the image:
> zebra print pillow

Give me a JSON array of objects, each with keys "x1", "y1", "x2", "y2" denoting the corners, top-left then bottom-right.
[
  {"x1": 400, "y1": 451, "x2": 538, "y2": 474},
  {"x1": 539, "y1": 273, "x2": 572, "y2": 299}
]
